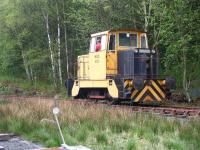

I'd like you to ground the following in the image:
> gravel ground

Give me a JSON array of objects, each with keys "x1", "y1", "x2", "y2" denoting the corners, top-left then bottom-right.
[{"x1": 0, "y1": 137, "x2": 43, "y2": 150}]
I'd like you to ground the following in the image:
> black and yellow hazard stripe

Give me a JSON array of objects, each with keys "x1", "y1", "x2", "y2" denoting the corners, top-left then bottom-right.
[
  {"x1": 132, "y1": 80, "x2": 166, "y2": 103},
  {"x1": 124, "y1": 79, "x2": 138, "y2": 99},
  {"x1": 150, "y1": 80, "x2": 166, "y2": 99},
  {"x1": 131, "y1": 89, "x2": 138, "y2": 99},
  {"x1": 124, "y1": 79, "x2": 132, "y2": 88}
]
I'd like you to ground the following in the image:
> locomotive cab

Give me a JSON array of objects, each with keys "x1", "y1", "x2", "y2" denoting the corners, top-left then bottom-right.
[{"x1": 68, "y1": 29, "x2": 172, "y2": 104}]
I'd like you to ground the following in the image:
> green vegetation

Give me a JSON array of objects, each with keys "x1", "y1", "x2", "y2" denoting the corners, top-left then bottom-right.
[
  {"x1": 127, "y1": 140, "x2": 136, "y2": 150},
  {"x1": 0, "y1": 0, "x2": 199, "y2": 94},
  {"x1": 0, "y1": 74, "x2": 68, "y2": 97},
  {"x1": 0, "y1": 99, "x2": 200, "y2": 150},
  {"x1": 0, "y1": 0, "x2": 200, "y2": 148}
]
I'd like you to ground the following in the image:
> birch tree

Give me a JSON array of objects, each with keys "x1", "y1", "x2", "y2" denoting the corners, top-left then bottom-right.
[
  {"x1": 56, "y1": 1, "x2": 63, "y2": 85},
  {"x1": 21, "y1": 50, "x2": 31, "y2": 81},
  {"x1": 136, "y1": 0, "x2": 152, "y2": 32},
  {"x1": 182, "y1": 49, "x2": 191, "y2": 102},
  {"x1": 43, "y1": 13, "x2": 57, "y2": 88},
  {"x1": 62, "y1": 0, "x2": 70, "y2": 79}
]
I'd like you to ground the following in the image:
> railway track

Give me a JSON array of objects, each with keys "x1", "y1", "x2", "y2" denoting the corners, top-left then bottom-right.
[
  {"x1": 52, "y1": 97, "x2": 200, "y2": 118},
  {"x1": 0, "y1": 94, "x2": 200, "y2": 118},
  {"x1": 118, "y1": 105, "x2": 200, "y2": 118}
]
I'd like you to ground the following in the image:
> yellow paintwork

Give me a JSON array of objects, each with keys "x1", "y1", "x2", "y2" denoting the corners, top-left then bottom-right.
[
  {"x1": 77, "y1": 50, "x2": 107, "y2": 80},
  {"x1": 71, "y1": 79, "x2": 118, "y2": 98},
  {"x1": 143, "y1": 95, "x2": 153, "y2": 102},
  {"x1": 158, "y1": 80, "x2": 166, "y2": 86},
  {"x1": 151, "y1": 80, "x2": 165, "y2": 98},
  {"x1": 131, "y1": 89, "x2": 138, "y2": 98},
  {"x1": 72, "y1": 81, "x2": 80, "y2": 97},
  {"x1": 77, "y1": 55, "x2": 89, "y2": 79},
  {"x1": 134, "y1": 82, "x2": 162, "y2": 102},
  {"x1": 73, "y1": 29, "x2": 149, "y2": 99},
  {"x1": 106, "y1": 30, "x2": 147, "y2": 75},
  {"x1": 148, "y1": 86, "x2": 161, "y2": 101},
  {"x1": 75, "y1": 49, "x2": 117, "y2": 98},
  {"x1": 124, "y1": 79, "x2": 165, "y2": 102},
  {"x1": 89, "y1": 50, "x2": 107, "y2": 80},
  {"x1": 106, "y1": 51, "x2": 117, "y2": 75},
  {"x1": 78, "y1": 30, "x2": 148, "y2": 77}
]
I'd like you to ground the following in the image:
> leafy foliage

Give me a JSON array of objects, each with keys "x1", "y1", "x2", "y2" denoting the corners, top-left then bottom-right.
[{"x1": 0, "y1": 0, "x2": 199, "y2": 90}]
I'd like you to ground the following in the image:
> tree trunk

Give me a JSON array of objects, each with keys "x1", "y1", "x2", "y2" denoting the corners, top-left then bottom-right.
[
  {"x1": 64, "y1": 23, "x2": 70, "y2": 78},
  {"x1": 143, "y1": 0, "x2": 151, "y2": 32},
  {"x1": 62, "y1": 0, "x2": 70, "y2": 79},
  {"x1": 44, "y1": 13, "x2": 57, "y2": 88},
  {"x1": 70, "y1": 40, "x2": 74, "y2": 77},
  {"x1": 56, "y1": 2, "x2": 63, "y2": 85},
  {"x1": 21, "y1": 50, "x2": 31, "y2": 81},
  {"x1": 143, "y1": 1, "x2": 148, "y2": 32},
  {"x1": 30, "y1": 66, "x2": 34, "y2": 82},
  {"x1": 183, "y1": 50, "x2": 191, "y2": 102}
]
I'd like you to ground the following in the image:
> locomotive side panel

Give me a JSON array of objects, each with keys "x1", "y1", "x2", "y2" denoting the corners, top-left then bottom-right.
[
  {"x1": 89, "y1": 50, "x2": 107, "y2": 80},
  {"x1": 106, "y1": 51, "x2": 117, "y2": 75},
  {"x1": 77, "y1": 55, "x2": 89, "y2": 79}
]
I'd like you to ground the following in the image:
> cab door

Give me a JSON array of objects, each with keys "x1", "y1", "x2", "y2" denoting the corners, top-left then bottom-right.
[{"x1": 106, "y1": 34, "x2": 117, "y2": 75}]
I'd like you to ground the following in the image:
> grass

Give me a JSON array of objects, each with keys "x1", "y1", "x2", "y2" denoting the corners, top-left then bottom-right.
[
  {"x1": 95, "y1": 132, "x2": 108, "y2": 144},
  {"x1": 164, "y1": 139, "x2": 184, "y2": 150},
  {"x1": 127, "y1": 140, "x2": 136, "y2": 150},
  {"x1": 0, "y1": 98, "x2": 200, "y2": 150},
  {"x1": 0, "y1": 74, "x2": 67, "y2": 97}
]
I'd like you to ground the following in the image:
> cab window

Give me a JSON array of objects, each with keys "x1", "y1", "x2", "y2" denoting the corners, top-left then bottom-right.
[
  {"x1": 141, "y1": 34, "x2": 147, "y2": 48},
  {"x1": 109, "y1": 34, "x2": 115, "y2": 50},
  {"x1": 119, "y1": 33, "x2": 138, "y2": 47},
  {"x1": 90, "y1": 35, "x2": 107, "y2": 52},
  {"x1": 95, "y1": 36, "x2": 101, "y2": 52},
  {"x1": 90, "y1": 37, "x2": 96, "y2": 52},
  {"x1": 101, "y1": 35, "x2": 107, "y2": 50}
]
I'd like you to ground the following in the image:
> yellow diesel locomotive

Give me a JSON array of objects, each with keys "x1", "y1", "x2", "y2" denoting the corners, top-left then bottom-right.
[{"x1": 66, "y1": 29, "x2": 174, "y2": 104}]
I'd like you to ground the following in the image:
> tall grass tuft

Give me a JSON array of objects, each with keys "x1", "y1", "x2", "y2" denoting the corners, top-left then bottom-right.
[
  {"x1": 95, "y1": 132, "x2": 108, "y2": 144},
  {"x1": 127, "y1": 139, "x2": 136, "y2": 150}
]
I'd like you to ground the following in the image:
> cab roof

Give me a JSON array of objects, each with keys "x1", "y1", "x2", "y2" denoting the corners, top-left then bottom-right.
[{"x1": 91, "y1": 29, "x2": 147, "y2": 37}]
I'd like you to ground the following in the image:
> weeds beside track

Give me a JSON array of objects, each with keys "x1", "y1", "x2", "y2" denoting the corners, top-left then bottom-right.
[
  {"x1": 0, "y1": 94, "x2": 200, "y2": 118},
  {"x1": 0, "y1": 95, "x2": 200, "y2": 149}
]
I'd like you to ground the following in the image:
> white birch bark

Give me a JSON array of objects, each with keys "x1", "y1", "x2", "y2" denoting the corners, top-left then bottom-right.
[
  {"x1": 64, "y1": 23, "x2": 70, "y2": 78},
  {"x1": 21, "y1": 50, "x2": 31, "y2": 81},
  {"x1": 183, "y1": 50, "x2": 191, "y2": 102},
  {"x1": 143, "y1": 0, "x2": 152, "y2": 32},
  {"x1": 44, "y1": 13, "x2": 57, "y2": 88},
  {"x1": 56, "y1": 2, "x2": 63, "y2": 85},
  {"x1": 30, "y1": 66, "x2": 34, "y2": 82},
  {"x1": 62, "y1": 0, "x2": 70, "y2": 78},
  {"x1": 143, "y1": 1, "x2": 148, "y2": 32}
]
